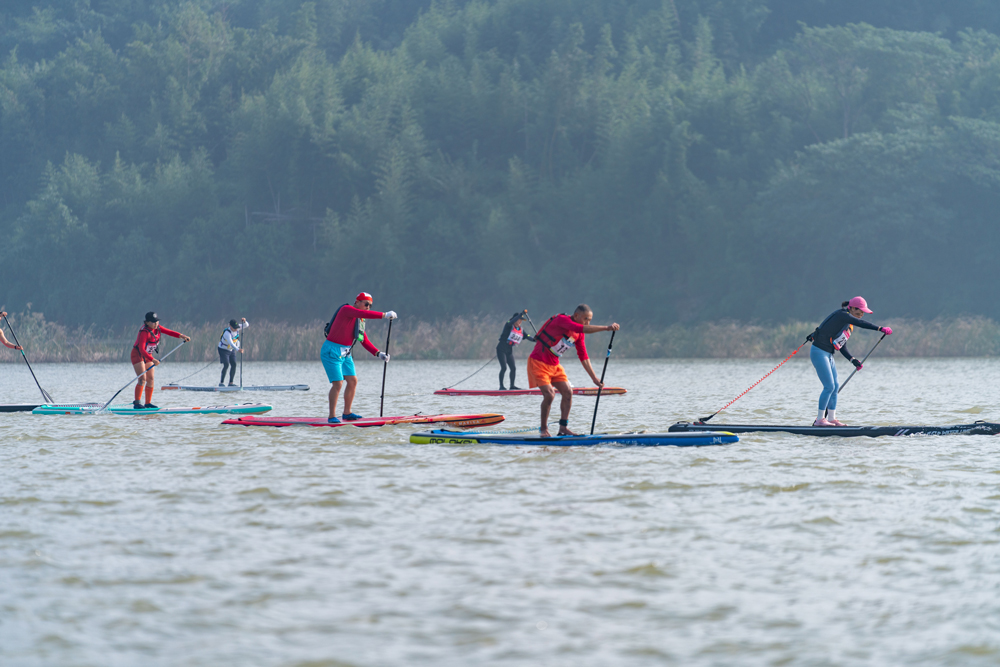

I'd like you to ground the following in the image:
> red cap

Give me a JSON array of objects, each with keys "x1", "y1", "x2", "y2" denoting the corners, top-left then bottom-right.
[{"x1": 356, "y1": 292, "x2": 373, "y2": 304}]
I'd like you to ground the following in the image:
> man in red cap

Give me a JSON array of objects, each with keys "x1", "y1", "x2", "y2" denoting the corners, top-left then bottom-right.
[{"x1": 321, "y1": 292, "x2": 397, "y2": 423}]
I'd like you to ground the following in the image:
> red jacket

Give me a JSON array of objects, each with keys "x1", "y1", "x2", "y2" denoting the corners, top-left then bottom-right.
[{"x1": 325, "y1": 304, "x2": 382, "y2": 356}]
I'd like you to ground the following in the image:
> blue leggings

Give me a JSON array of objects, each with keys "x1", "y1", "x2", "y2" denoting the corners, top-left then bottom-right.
[{"x1": 810, "y1": 345, "x2": 839, "y2": 411}]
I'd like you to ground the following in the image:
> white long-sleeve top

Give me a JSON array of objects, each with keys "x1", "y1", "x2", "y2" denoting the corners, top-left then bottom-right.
[{"x1": 218, "y1": 320, "x2": 249, "y2": 351}]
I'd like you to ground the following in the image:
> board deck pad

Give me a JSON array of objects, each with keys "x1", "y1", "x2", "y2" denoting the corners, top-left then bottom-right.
[
  {"x1": 433, "y1": 387, "x2": 626, "y2": 396},
  {"x1": 409, "y1": 429, "x2": 737, "y2": 447},
  {"x1": 33, "y1": 402, "x2": 272, "y2": 416},
  {"x1": 669, "y1": 421, "x2": 1000, "y2": 437},
  {"x1": 224, "y1": 413, "x2": 505, "y2": 428},
  {"x1": 162, "y1": 384, "x2": 310, "y2": 392}
]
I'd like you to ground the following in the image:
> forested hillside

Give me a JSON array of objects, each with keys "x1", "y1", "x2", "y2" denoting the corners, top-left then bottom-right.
[{"x1": 3, "y1": 0, "x2": 1000, "y2": 326}]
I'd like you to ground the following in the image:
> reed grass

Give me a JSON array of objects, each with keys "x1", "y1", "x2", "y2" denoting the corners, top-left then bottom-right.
[{"x1": 2, "y1": 311, "x2": 999, "y2": 362}]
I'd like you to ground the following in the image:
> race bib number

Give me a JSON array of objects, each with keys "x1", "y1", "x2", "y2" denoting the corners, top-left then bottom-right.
[
  {"x1": 832, "y1": 328, "x2": 852, "y2": 350},
  {"x1": 507, "y1": 329, "x2": 524, "y2": 345},
  {"x1": 549, "y1": 336, "x2": 574, "y2": 357}
]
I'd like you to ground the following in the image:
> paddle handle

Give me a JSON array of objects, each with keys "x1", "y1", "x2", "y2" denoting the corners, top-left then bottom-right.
[
  {"x1": 590, "y1": 329, "x2": 615, "y2": 435},
  {"x1": 379, "y1": 319, "x2": 393, "y2": 417}
]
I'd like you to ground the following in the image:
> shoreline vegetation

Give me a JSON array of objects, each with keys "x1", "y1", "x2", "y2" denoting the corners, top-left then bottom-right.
[{"x1": 0, "y1": 312, "x2": 998, "y2": 363}]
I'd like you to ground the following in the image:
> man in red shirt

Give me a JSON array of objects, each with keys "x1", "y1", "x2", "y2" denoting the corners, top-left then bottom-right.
[
  {"x1": 321, "y1": 292, "x2": 397, "y2": 423},
  {"x1": 528, "y1": 304, "x2": 619, "y2": 436}
]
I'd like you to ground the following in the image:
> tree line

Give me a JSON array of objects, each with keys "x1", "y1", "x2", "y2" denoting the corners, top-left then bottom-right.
[{"x1": 2, "y1": 0, "x2": 1000, "y2": 328}]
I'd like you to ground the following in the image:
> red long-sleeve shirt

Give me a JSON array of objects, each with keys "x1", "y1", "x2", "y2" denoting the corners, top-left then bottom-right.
[
  {"x1": 325, "y1": 305, "x2": 383, "y2": 356},
  {"x1": 133, "y1": 325, "x2": 182, "y2": 362}
]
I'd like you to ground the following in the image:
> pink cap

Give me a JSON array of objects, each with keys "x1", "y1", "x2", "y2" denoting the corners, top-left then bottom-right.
[
  {"x1": 356, "y1": 292, "x2": 373, "y2": 303},
  {"x1": 849, "y1": 296, "x2": 872, "y2": 313}
]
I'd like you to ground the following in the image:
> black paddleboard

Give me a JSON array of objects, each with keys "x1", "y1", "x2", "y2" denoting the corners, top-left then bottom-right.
[
  {"x1": 0, "y1": 404, "x2": 41, "y2": 412},
  {"x1": 669, "y1": 421, "x2": 1000, "y2": 437}
]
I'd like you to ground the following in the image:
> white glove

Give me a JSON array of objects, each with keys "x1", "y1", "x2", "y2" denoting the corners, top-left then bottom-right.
[
  {"x1": 378, "y1": 351, "x2": 390, "y2": 362},
  {"x1": 383, "y1": 310, "x2": 397, "y2": 320}
]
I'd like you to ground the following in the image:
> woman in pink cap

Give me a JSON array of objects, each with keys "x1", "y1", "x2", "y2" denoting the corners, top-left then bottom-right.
[{"x1": 806, "y1": 297, "x2": 892, "y2": 426}]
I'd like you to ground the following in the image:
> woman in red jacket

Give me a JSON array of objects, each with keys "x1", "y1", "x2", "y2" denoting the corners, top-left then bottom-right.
[{"x1": 132, "y1": 311, "x2": 191, "y2": 409}]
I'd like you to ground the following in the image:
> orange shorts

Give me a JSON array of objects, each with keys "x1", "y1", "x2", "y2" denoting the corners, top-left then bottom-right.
[{"x1": 527, "y1": 356, "x2": 568, "y2": 388}]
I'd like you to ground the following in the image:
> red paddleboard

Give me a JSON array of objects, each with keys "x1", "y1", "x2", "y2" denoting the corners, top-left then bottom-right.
[
  {"x1": 433, "y1": 387, "x2": 626, "y2": 397},
  {"x1": 222, "y1": 413, "x2": 505, "y2": 428}
]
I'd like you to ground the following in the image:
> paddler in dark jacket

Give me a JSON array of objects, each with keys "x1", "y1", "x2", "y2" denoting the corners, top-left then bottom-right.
[
  {"x1": 497, "y1": 310, "x2": 535, "y2": 390},
  {"x1": 528, "y1": 304, "x2": 619, "y2": 437},
  {"x1": 807, "y1": 296, "x2": 892, "y2": 427},
  {"x1": 321, "y1": 292, "x2": 396, "y2": 423}
]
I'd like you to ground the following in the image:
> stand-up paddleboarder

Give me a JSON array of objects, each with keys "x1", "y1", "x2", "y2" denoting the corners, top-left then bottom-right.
[
  {"x1": 218, "y1": 318, "x2": 249, "y2": 387},
  {"x1": 132, "y1": 312, "x2": 191, "y2": 409},
  {"x1": 321, "y1": 292, "x2": 396, "y2": 423},
  {"x1": 497, "y1": 311, "x2": 534, "y2": 390},
  {"x1": 807, "y1": 296, "x2": 892, "y2": 426},
  {"x1": 528, "y1": 304, "x2": 619, "y2": 437}
]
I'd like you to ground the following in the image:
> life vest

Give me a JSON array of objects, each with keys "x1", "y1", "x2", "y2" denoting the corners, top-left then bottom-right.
[
  {"x1": 324, "y1": 304, "x2": 366, "y2": 352},
  {"x1": 507, "y1": 325, "x2": 524, "y2": 346},
  {"x1": 219, "y1": 327, "x2": 240, "y2": 351},
  {"x1": 832, "y1": 324, "x2": 853, "y2": 350},
  {"x1": 135, "y1": 325, "x2": 160, "y2": 355},
  {"x1": 536, "y1": 315, "x2": 576, "y2": 357}
]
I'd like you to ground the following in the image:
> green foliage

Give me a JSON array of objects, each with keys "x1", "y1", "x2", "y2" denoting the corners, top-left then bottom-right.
[{"x1": 3, "y1": 0, "x2": 1000, "y2": 328}]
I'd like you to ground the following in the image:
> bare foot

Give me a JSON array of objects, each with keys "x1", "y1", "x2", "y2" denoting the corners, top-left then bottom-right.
[
  {"x1": 539, "y1": 429, "x2": 552, "y2": 438},
  {"x1": 558, "y1": 428, "x2": 577, "y2": 436}
]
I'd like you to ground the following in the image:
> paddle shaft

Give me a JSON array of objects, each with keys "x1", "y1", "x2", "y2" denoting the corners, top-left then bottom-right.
[
  {"x1": 379, "y1": 319, "x2": 393, "y2": 417},
  {"x1": 524, "y1": 311, "x2": 539, "y2": 337},
  {"x1": 240, "y1": 319, "x2": 244, "y2": 389},
  {"x1": 590, "y1": 329, "x2": 616, "y2": 435},
  {"x1": 837, "y1": 333, "x2": 886, "y2": 395},
  {"x1": 100, "y1": 340, "x2": 187, "y2": 410},
  {"x1": 2, "y1": 314, "x2": 54, "y2": 403}
]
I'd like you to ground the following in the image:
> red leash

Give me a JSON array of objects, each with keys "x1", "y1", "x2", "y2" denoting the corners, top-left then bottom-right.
[{"x1": 698, "y1": 342, "x2": 808, "y2": 424}]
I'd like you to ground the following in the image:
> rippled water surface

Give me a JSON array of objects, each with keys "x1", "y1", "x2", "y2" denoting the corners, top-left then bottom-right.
[{"x1": 3, "y1": 354, "x2": 1000, "y2": 666}]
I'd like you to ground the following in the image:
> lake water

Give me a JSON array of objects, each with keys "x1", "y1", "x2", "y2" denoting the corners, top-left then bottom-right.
[{"x1": 3, "y1": 354, "x2": 1000, "y2": 666}]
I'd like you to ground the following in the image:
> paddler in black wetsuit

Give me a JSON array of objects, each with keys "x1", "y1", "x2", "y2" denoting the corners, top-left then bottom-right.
[
  {"x1": 807, "y1": 296, "x2": 893, "y2": 426},
  {"x1": 497, "y1": 311, "x2": 534, "y2": 390}
]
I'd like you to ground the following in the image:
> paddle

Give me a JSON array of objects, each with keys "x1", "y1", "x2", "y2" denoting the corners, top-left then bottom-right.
[
  {"x1": 837, "y1": 332, "x2": 886, "y2": 395},
  {"x1": 523, "y1": 310, "x2": 539, "y2": 338},
  {"x1": 379, "y1": 319, "x2": 393, "y2": 417},
  {"x1": 96, "y1": 340, "x2": 187, "y2": 413},
  {"x1": 2, "y1": 313, "x2": 54, "y2": 404},
  {"x1": 590, "y1": 329, "x2": 616, "y2": 435},
  {"x1": 239, "y1": 319, "x2": 244, "y2": 389}
]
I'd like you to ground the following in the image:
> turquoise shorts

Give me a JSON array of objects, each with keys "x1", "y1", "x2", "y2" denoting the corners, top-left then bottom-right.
[{"x1": 321, "y1": 340, "x2": 357, "y2": 382}]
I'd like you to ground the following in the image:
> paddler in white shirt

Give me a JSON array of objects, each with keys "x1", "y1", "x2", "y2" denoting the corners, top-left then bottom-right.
[{"x1": 218, "y1": 318, "x2": 248, "y2": 387}]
